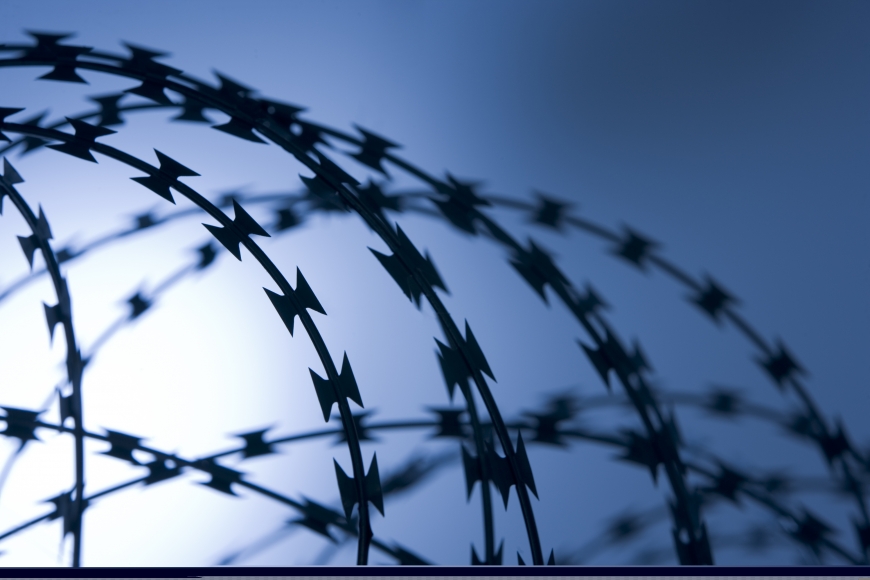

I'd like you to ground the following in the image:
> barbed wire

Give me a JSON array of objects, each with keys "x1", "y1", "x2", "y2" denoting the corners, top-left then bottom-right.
[
  {"x1": 1, "y1": 34, "x2": 547, "y2": 565},
  {"x1": 1, "y1": 387, "x2": 865, "y2": 563},
  {"x1": 0, "y1": 32, "x2": 866, "y2": 566},
  {"x1": 0, "y1": 158, "x2": 88, "y2": 565},
  {"x1": 0, "y1": 124, "x2": 379, "y2": 565}
]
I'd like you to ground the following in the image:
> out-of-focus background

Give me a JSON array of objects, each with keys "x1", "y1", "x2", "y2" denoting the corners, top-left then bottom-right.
[{"x1": 0, "y1": 0, "x2": 867, "y2": 567}]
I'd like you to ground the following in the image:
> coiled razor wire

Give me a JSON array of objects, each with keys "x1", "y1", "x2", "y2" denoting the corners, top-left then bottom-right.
[{"x1": 0, "y1": 32, "x2": 866, "y2": 566}]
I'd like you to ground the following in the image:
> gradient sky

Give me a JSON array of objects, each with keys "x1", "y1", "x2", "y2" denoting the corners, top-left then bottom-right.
[{"x1": 0, "y1": 0, "x2": 867, "y2": 567}]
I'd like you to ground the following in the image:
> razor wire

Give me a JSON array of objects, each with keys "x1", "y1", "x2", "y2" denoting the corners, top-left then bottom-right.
[
  {"x1": 1, "y1": 388, "x2": 865, "y2": 564},
  {"x1": 1, "y1": 179, "x2": 860, "y2": 566},
  {"x1": 0, "y1": 32, "x2": 866, "y2": 566},
  {"x1": 0, "y1": 160, "x2": 87, "y2": 565},
  {"x1": 0, "y1": 153, "x2": 864, "y2": 565},
  {"x1": 0, "y1": 132, "x2": 382, "y2": 565},
  {"x1": 0, "y1": 32, "x2": 548, "y2": 566},
  {"x1": 3, "y1": 124, "x2": 868, "y2": 564},
  {"x1": 0, "y1": 174, "x2": 863, "y2": 566}
]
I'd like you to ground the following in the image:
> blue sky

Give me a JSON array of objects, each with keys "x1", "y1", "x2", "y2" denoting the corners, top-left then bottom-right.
[{"x1": 0, "y1": 0, "x2": 867, "y2": 567}]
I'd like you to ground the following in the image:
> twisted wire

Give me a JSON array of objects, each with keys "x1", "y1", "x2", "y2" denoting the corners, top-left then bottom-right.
[{"x1": 0, "y1": 33, "x2": 864, "y2": 565}]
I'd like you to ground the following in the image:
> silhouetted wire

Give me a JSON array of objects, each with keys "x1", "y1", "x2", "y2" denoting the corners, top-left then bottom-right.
[
  {"x1": 0, "y1": 118, "x2": 378, "y2": 565},
  {"x1": 0, "y1": 34, "x2": 866, "y2": 565},
  {"x1": 0, "y1": 159, "x2": 88, "y2": 565},
  {"x1": 0, "y1": 39, "x2": 541, "y2": 565},
  {"x1": 1, "y1": 388, "x2": 864, "y2": 563}
]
